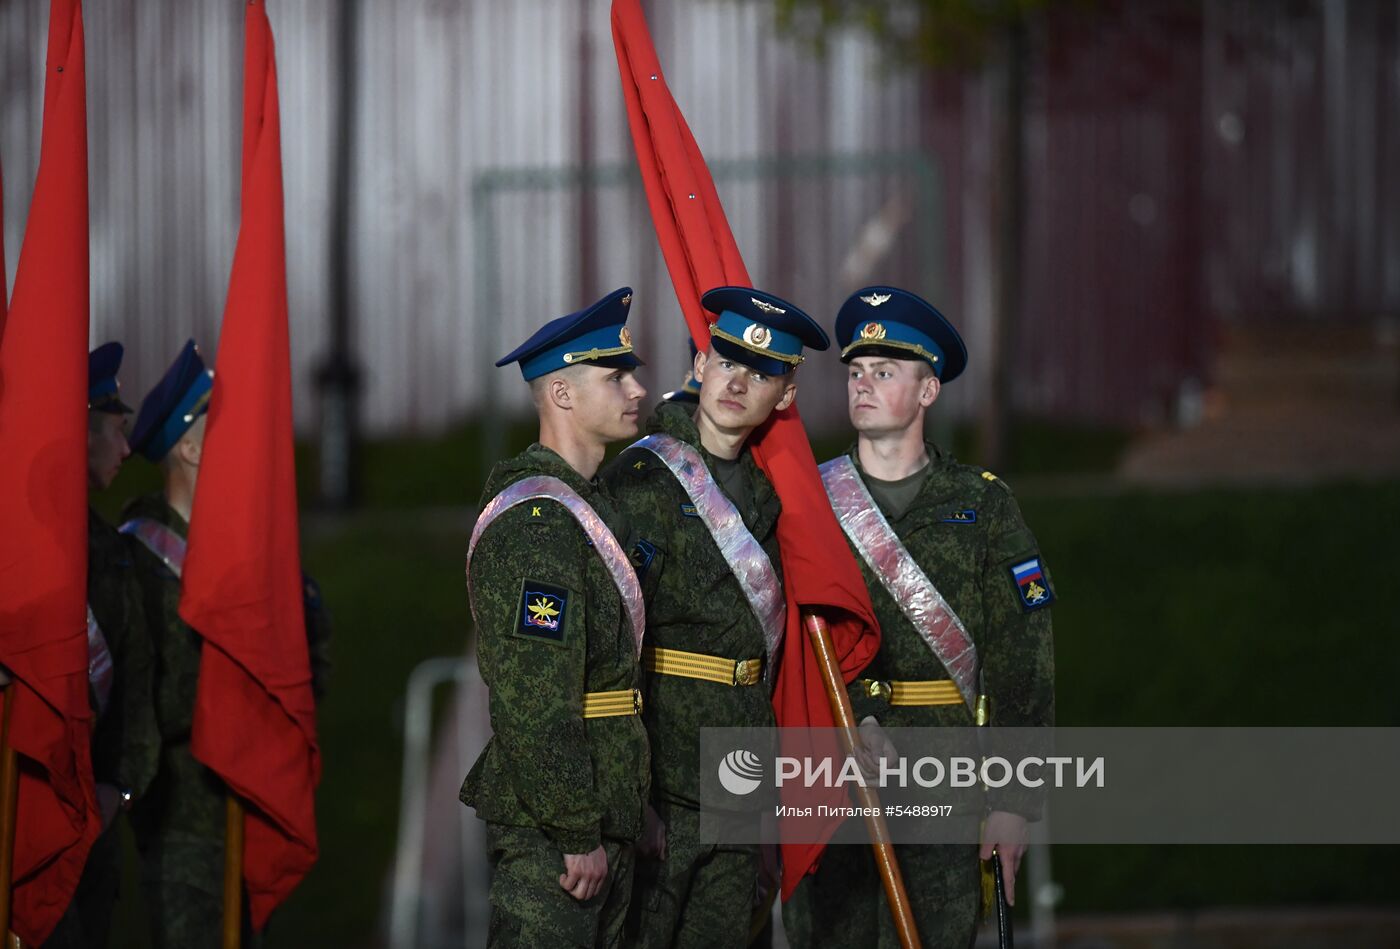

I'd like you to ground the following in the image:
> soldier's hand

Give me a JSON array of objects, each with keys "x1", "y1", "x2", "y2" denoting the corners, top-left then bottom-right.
[
  {"x1": 979, "y1": 810, "x2": 1029, "y2": 905},
  {"x1": 559, "y1": 845, "x2": 609, "y2": 901},
  {"x1": 638, "y1": 804, "x2": 667, "y2": 860},
  {"x1": 855, "y1": 716, "x2": 897, "y2": 780}
]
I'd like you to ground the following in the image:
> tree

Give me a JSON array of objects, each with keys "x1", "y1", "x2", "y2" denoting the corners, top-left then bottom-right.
[{"x1": 769, "y1": 0, "x2": 1054, "y2": 471}]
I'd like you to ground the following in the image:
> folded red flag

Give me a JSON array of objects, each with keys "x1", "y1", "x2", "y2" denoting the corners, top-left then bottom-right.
[
  {"x1": 611, "y1": 0, "x2": 882, "y2": 900},
  {"x1": 2, "y1": 155, "x2": 8, "y2": 329},
  {"x1": 0, "y1": 0, "x2": 101, "y2": 941},
  {"x1": 178, "y1": 0, "x2": 320, "y2": 929}
]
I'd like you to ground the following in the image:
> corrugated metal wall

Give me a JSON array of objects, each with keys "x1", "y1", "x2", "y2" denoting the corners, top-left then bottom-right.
[{"x1": 3, "y1": 1, "x2": 1398, "y2": 433}]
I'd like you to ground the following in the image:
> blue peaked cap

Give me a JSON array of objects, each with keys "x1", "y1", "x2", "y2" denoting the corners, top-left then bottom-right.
[
  {"x1": 88, "y1": 341, "x2": 133, "y2": 413},
  {"x1": 835, "y1": 286, "x2": 968, "y2": 382},
  {"x1": 701, "y1": 286, "x2": 829, "y2": 377},
  {"x1": 496, "y1": 287, "x2": 644, "y2": 381},
  {"x1": 130, "y1": 339, "x2": 215, "y2": 461}
]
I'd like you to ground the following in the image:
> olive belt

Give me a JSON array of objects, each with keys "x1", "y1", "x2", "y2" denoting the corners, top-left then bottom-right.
[
  {"x1": 856, "y1": 678, "x2": 963, "y2": 707},
  {"x1": 644, "y1": 646, "x2": 764, "y2": 687},
  {"x1": 582, "y1": 688, "x2": 644, "y2": 719}
]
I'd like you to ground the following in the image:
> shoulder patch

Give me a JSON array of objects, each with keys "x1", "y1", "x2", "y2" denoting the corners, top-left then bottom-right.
[
  {"x1": 1009, "y1": 557, "x2": 1054, "y2": 612},
  {"x1": 515, "y1": 579, "x2": 570, "y2": 644},
  {"x1": 629, "y1": 538, "x2": 658, "y2": 578}
]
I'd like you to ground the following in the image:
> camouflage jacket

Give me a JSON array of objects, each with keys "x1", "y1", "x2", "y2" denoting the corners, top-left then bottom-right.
[
  {"x1": 88, "y1": 506, "x2": 159, "y2": 797},
  {"x1": 601, "y1": 403, "x2": 782, "y2": 809},
  {"x1": 836, "y1": 444, "x2": 1055, "y2": 818},
  {"x1": 460, "y1": 445, "x2": 650, "y2": 854},
  {"x1": 122, "y1": 493, "x2": 332, "y2": 887}
]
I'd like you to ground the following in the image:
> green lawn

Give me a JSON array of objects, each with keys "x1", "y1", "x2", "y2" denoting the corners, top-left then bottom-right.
[{"x1": 94, "y1": 422, "x2": 1400, "y2": 944}]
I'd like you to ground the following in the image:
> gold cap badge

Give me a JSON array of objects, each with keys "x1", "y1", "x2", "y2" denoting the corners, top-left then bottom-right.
[
  {"x1": 860, "y1": 322, "x2": 887, "y2": 341},
  {"x1": 619, "y1": 326, "x2": 633, "y2": 348},
  {"x1": 742, "y1": 323, "x2": 772, "y2": 349},
  {"x1": 621, "y1": 293, "x2": 632, "y2": 307}
]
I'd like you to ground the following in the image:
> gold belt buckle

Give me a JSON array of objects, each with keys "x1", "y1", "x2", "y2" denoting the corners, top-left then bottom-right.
[
  {"x1": 860, "y1": 678, "x2": 893, "y2": 702},
  {"x1": 733, "y1": 658, "x2": 763, "y2": 687}
]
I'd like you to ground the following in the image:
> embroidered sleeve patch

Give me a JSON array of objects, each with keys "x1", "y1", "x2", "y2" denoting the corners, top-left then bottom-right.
[
  {"x1": 1009, "y1": 557, "x2": 1054, "y2": 612},
  {"x1": 630, "y1": 538, "x2": 658, "y2": 578},
  {"x1": 516, "y1": 579, "x2": 570, "y2": 644}
]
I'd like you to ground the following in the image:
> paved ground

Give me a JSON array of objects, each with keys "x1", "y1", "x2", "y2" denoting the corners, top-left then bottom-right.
[
  {"x1": 1005, "y1": 906, "x2": 1400, "y2": 948},
  {"x1": 1118, "y1": 323, "x2": 1400, "y2": 486}
]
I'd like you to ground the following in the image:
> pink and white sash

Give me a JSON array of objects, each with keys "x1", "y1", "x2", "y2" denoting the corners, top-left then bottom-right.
[
  {"x1": 467, "y1": 475, "x2": 645, "y2": 656},
  {"x1": 120, "y1": 516, "x2": 188, "y2": 579},
  {"x1": 820, "y1": 455, "x2": 978, "y2": 710},
  {"x1": 631, "y1": 433, "x2": 785, "y2": 664},
  {"x1": 86, "y1": 605, "x2": 114, "y2": 715}
]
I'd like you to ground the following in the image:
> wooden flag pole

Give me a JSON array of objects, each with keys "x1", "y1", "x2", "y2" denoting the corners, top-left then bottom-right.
[
  {"x1": 222, "y1": 793, "x2": 244, "y2": 949},
  {"x1": 802, "y1": 612, "x2": 920, "y2": 949},
  {"x1": 0, "y1": 683, "x2": 20, "y2": 942}
]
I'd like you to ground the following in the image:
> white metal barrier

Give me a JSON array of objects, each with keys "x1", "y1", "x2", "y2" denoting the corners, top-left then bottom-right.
[{"x1": 388, "y1": 656, "x2": 492, "y2": 949}]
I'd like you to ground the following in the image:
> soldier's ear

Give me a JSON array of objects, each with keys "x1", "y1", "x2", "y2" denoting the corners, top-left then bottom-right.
[
  {"x1": 920, "y1": 375, "x2": 941, "y2": 408},
  {"x1": 548, "y1": 375, "x2": 573, "y2": 411},
  {"x1": 775, "y1": 379, "x2": 797, "y2": 412},
  {"x1": 693, "y1": 348, "x2": 709, "y2": 384},
  {"x1": 177, "y1": 418, "x2": 206, "y2": 468}
]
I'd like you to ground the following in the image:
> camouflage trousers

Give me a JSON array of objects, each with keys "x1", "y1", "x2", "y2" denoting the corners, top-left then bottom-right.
[
  {"x1": 782, "y1": 841, "x2": 981, "y2": 949},
  {"x1": 140, "y1": 836, "x2": 258, "y2": 949},
  {"x1": 40, "y1": 820, "x2": 122, "y2": 949},
  {"x1": 628, "y1": 801, "x2": 760, "y2": 949},
  {"x1": 485, "y1": 824, "x2": 635, "y2": 948}
]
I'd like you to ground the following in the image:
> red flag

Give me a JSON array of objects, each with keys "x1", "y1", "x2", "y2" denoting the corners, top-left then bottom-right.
[
  {"x1": 2, "y1": 156, "x2": 9, "y2": 330},
  {"x1": 0, "y1": 0, "x2": 101, "y2": 941},
  {"x1": 178, "y1": 0, "x2": 319, "y2": 929},
  {"x1": 612, "y1": 0, "x2": 882, "y2": 899}
]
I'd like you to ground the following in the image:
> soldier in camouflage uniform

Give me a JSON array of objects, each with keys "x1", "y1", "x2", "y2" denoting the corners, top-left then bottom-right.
[
  {"x1": 42, "y1": 343, "x2": 160, "y2": 949},
  {"x1": 121, "y1": 340, "x2": 331, "y2": 948},
  {"x1": 460, "y1": 288, "x2": 651, "y2": 948},
  {"x1": 602, "y1": 288, "x2": 830, "y2": 949},
  {"x1": 783, "y1": 287, "x2": 1056, "y2": 949}
]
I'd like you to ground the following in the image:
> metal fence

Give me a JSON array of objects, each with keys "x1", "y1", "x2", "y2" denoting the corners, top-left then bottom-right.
[{"x1": 3, "y1": 0, "x2": 1397, "y2": 433}]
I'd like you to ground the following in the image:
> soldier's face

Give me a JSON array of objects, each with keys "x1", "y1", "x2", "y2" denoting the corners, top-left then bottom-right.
[
  {"x1": 694, "y1": 349, "x2": 796, "y2": 433},
  {"x1": 847, "y1": 356, "x2": 939, "y2": 436},
  {"x1": 570, "y1": 365, "x2": 648, "y2": 442},
  {"x1": 87, "y1": 410, "x2": 131, "y2": 491}
]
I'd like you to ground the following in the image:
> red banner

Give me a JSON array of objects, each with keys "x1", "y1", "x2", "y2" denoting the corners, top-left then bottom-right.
[
  {"x1": 612, "y1": 0, "x2": 882, "y2": 898},
  {"x1": 0, "y1": 0, "x2": 101, "y2": 941},
  {"x1": 179, "y1": 0, "x2": 320, "y2": 929}
]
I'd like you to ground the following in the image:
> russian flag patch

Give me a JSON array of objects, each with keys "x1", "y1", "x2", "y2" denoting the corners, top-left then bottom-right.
[{"x1": 1009, "y1": 557, "x2": 1054, "y2": 612}]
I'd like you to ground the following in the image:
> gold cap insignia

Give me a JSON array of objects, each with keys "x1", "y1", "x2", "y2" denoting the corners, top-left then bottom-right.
[
  {"x1": 743, "y1": 323, "x2": 772, "y2": 349},
  {"x1": 621, "y1": 293, "x2": 632, "y2": 307},
  {"x1": 860, "y1": 292, "x2": 892, "y2": 307},
  {"x1": 619, "y1": 326, "x2": 633, "y2": 348},
  {"x1": 860, "y1": 321, "x2": 887, "y2": 341},
  {"x1": 751, "y1": 297, "x2": 786, "y2": 316}
]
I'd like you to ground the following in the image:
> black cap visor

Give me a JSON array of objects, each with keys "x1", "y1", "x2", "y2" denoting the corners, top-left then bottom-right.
[{"x1": 708, "y1": 336, "x2": 797, "y2": 378}]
